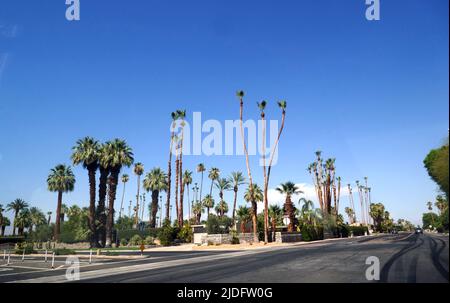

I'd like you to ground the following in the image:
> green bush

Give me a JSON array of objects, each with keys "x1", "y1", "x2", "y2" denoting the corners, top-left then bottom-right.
[
  {"x1": 120, "y1": 238, "x2": 128, "y2": 247},
  {"x1": 54, "y1": 248, "x2": 76, "y2": 255},
  {"x1": 129, "y1": 235, "x2": 143, "y2": 246},
  {"x1": 349, "y1": 225, "x2": 369, "y2": 236},
  {"x1": 15, "y1": 243, "x2": 36, "y2": 255},
  {"x1": 206, "y1": 215, "x2": 232, "y2": 235},
  {"x1": 177, "y1": 224, "x2": 193, "y2": 243},
  {"x1": 117, "y1": 228, "x2": 159, "y2": 243},
  {"x1": 144, "y1": 236, "x2": 154, "y2": 245},
  {"x1": 231, "y1": 236, "x2": 240, "y2": 245},
  {"x1": 157, "y1": 224, "x2": 178, "y2": 246}
]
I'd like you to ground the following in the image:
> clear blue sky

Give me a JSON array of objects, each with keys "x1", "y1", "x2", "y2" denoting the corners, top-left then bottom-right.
[{"x1": 0, "y1": 0, "x2": 448, "y2": 231}]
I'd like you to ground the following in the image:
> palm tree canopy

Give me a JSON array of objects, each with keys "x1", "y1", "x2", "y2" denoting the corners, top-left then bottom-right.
[
  {"x1": 202, "y1": 194, "x2": 215, "y2": 208},
  {"x1": 196, "y1": 163, "x2": 205, "y2": 173},
  {"x1": 15, "y1": 209, "x2": 31, "y2": 228},
  {"x1": 121, "y1": 174, "x2": 129, "y2": 183},
  {"x1": 276, "y1": 182, "x2": 302, "y2": 197},
  {"x1": 7, "y1": 199, "x2": 29, "y2": 213},
  {"x1": 215, "y1": 178, "x2": 232, "y2": 192},
  {"x1": 236, "y1": 90, "x2": 245, "y2": 98},
  {"x1": 229, "y1": 171, "x2": 246, "y2": 191},
  {"x1": 183, "y1": 170, "x2": 193, "y2": 186},
  {"x1": 257, "y1": 100, "x2": 267, "y2": 112},
  {"x1": 29, "y1": 207, "x2": 46, "y2": 226},
  {"x1": 192, "y1": 201, "x2": 204, "y2": 214},
  {"x1": 71, "y1": 136, "x2": 100, "y2": 168},
  {"x1": 1, "y1": 217, "x2": 11, "y2": 226},
  {"x1": 215, "y1": 200, "x2": 229, "y2": 214},
  {"x1": 277, "y1": 100, "x2": 287, "y2": 111},
  {"x1": 134, "y1": 162, "x2": 144, "y2": 176},
  {"x1": 47, "y1": 164, "x2": 76, "y2": 193},
  {"x1": 268, "y1": 204, "x2": 283, "y2": 219},
  {"x1": 244, "y1": 183, "x2": 263, "y2": 203},
  {"x1": 143, "y1": 168, "x2": 168, "y2": 192},
  {"x1": 208, "y1": 167, "x2": 220, "y2": 180},
  {"x1": 299, "y1": 198, "x2": 314, "y2": 213},
  {"x1": 236, "y1": 206, "x2": 250, "y2": 221},
  {"x1": 103, "y1": 139, "x2": 134, "y2": 170}
]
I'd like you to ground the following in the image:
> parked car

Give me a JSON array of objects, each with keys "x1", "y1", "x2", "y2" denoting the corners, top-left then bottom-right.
[{"x1": 415, "y1": 228, "x2": 423, "y2": 234}]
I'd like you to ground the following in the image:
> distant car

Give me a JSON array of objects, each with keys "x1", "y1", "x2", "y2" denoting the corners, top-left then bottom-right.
[
  {"x1": 415, "y1": 228, "x2": 423, "y2": 234},
  {"x1": 391, "y1": 229, "x2": 399, "y2": 234}
]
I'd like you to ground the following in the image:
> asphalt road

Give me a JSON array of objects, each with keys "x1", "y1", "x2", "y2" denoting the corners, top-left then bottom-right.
[{"x1": 0, "y1": 232, "x2": 448, "y2": 283}]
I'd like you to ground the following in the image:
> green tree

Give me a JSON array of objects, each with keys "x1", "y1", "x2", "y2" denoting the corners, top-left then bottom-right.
[
  {"x1": 1, "y1": 217, "x2": 11, "y2": 236},
  {"x1": 424, "y1": 140, "x2": 449, "y2": 198},
  {"x1": 208, "y1": 168, "x2": 220, "y2": 216},
  {"x1": 244, "y1": 183, "x2": 263, "y2": 242},
  {"x1": 276, "y1": 182, "x2": 302, "y2": 232},
  {"x1": 229, "y1": 171, "x2": 246, "y2": 228},
  {"x1": 197, "y1": 163, "x2": 206, "y2": 205},
  {"x1": 133, "y1": 162, "x2": 144, "y2": 226},
  {"x1": 268, "y1": 205, "x2": 283, "y2": 242},
  {"x1": 47, "y1": 164, "x2": 75, "y2": 242},
  {"x1": 369, "y1": 203, "x2": 385, "y2": 232},
  {"x1": 7, "y1": 199, "x2": 29, "y2": 236},
  {"x1": 202, "y1": 194, "x2": 215, "y2": 218},
  {"x1": 236, "y1": 206, "x2": 251, "y2": 233},
  {"x1": 215, "y1": 200, "x2": 229, "y2": 218},
  {"x1": 29, "y1": 207, "x2": 46, "y2": 233},
  {"x1": 143, "y1": 168, "x2": 168, "y2": 228}
]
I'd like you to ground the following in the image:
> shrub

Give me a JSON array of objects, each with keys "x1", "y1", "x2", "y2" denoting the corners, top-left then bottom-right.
[
  {"x1": 144, "y1": 236, "x2": 154, "y2": 245},
  {"x1": 206, "y1": 215, "x2": 232, "y2": 234},
  {"x1": 157, "y1": 224, "x2": 178, "y2": 246},
  {"x1": 231, "y1": 236, "x2": 240, "y2": 245},
  {"x1": 54, "y1": 248, "x2": 76, "y2": 255},
  {"x1": 177, "y1": 224, "x2": 193, "y2": 243},
  {"x1": 15, "y1": 243, "x2": 36, "y2": 255},
  {"x1": 120, "y1": 238, "x2": 128, "y2": 247},
  {"x1": 349, "y1": 225, "x2": 369, "y2": 236},
  {"x1": 129, "y1": 235, "x2": 143, "y2": 246}
]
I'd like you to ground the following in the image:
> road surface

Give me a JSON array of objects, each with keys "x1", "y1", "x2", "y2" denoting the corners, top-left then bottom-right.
[{"x1": 0, "y1": 232, "x2": 447, "y2": 283}]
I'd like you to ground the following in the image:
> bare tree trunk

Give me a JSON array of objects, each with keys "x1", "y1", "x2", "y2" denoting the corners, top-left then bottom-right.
[
  {"x1": 54, "y1": 191, "x2": 63, "y2": 242},
  {"x1": 88, "y1": 166, "x2": 98, "y2": 248},
  {"x1": 106, "y1": 169, "x2": 119, "y2": 248}
]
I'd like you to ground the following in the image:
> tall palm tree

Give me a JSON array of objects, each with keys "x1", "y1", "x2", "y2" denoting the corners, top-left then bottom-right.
[
  {"x1": 143, "y1": 168, "x2": 168, "y2": 228},
  {"x1": 197, "y1": 163, "x2": 206, "y2": 205},
  {"x1": 336, "y1": 176, "x2": 341, "y2": 215},
  {"x1": 276, "y1": 182, "x2": 302, "y2": 232},
  {"x1": 215, "y1": 200, "x2": 229, "y2": 218},
  {"x1": 356, "y1": 180, "x2": 365, "y2": 225},
  {"x1": 229, "y1": 171, "x2": 246, "y2": 227},
  {"x1": 104, "y1": 139, "x2": 134, "y2": 247},
  {"x1": 345, "y1": 207, "x2": 355, "y2": 224},
  {"x1": 97, "y1": 143, "x2": 111, "y2": 247},
  {"x1": 177, "y1": 110, "x2": 187, "y2": 227},
  {"x1": 47, "y1": 164, "x2": 75, "y2": 242},
  {"x1": 192, "y1": 201, "x2": 204, "y2": 224},
  {"x1": 202, "y1": 195, "x2": 215, "y2": 218},
  {"x1": 244, "y1": 183, "x2": 263, "y2": 242},
  {"x1": 29, "y1": 207, "x2": 46, "y2": 233},
  {"x1": 133, "y1": 162, "x2": 144, "y2": 226},
  {"x1": 182, "y1": 170, "x2": 193, "y2": 220},
  {"x1": 47, "y1": 211, "x2": 52, "y2": 225},
  {"x1": 1, "y1": 217, "x2": 10, "y2": 236},
  {"x1": 347, "y1": 184, "x2": 356, "y2": 223},
  {"x1": 7, "y1": 199, "x2": 28, "y2": 236},
  {"x1": 215, "y1": 178, "x2": 231, "y2": 201},
  {"x1": 166, "y1": 111, "x2": 179, "y2": 221},
  {"x1": 264, "y1": 101, "x2": 287, "y2": 241},
  {"x1": 207, "y1": 168, "x2": 220, "y2": 217},
  {"x1": 174, "y1": 136, "x2": 180, "y2": 225},
  {"x1": 118, "y1": 174, "x2": 129, "y2": 219},
  {"x1": 268, "y1": 205, "x2": 283, "y2": 242},
  {"x1": 71, "y1": 136, "x2": 100, "y2": 248},
  {"x1": 236, "y1": 206, "x2": 251, "y2": 233}
]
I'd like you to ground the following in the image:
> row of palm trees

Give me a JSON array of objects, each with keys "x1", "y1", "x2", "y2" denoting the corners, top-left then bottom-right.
[{"x1": 0, "y1": 199, "x2": 47, "y2": 236}]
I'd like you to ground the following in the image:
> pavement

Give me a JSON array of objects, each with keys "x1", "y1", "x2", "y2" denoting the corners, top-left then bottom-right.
[{"x1": 0, "y1": 232, "x2": 447, "y2": 283}]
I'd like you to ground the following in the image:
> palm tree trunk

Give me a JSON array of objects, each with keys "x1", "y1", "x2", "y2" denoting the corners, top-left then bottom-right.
[
  {"x1": 232, "y1": 189, "x2": 238, "y2": 228},
  {"x1": 105, "y1": 169, "x2": 120, "y2": 248},
  {"x1": 199, "y1": 171, "x2": 204, "y2": 204},
  {"x1": 150, "y1": 190, "x2": 159, "y2": 228},
  {"x1": 88, "y1": 166, "x2": 98, "y2": 248},
  {"x1": 261, "y1": 113, "x2": 269, "y2": 244},
  {"x1": 175, "y1": 154, "x2": 180, "y2": 225},
  {"x1": 285, "y1": 195, "x2": 295, "y2": 232},
  {"x1": 12, "y1": 212, "x2": 18, "y2": 236},
  {"x1": 98, "y1": 166, "x2": 109, "y2": 247},
  {"x1": 135, "y1": 175, "x2": 141, "y2": 226},
  {"x1": 272, "y1": 219, "x2": 276, "y2": 242},
  {"x1": 1, "y1": 226, "x2": 5, "y2": 236},
  {"x1": 251, "y1": 201, "x2": 258, "y2": 242},
  {"x1": 119, "y1": 181, "x2": 126, "y2": 219},
  {"x1": 166, "y1": 133, "x2": 174, "y2": 221},
  {"x1": 54, "y1": 191, "x2": 63, "y2": 242},
  {"x1": 178, "y1": 127, "x2": 185, "y2": 227}
]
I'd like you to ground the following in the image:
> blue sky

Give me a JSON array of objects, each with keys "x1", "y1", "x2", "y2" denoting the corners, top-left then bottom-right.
[{"x1": 0, "y1": 0, "x2": 448, "y2": 231}]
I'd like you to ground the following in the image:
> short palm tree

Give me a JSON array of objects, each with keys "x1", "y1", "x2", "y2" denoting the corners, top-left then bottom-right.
[
  {"x1": 277, "y1": 182, "x2": 302, "y2": 232},
  {"x1": 299, "y1": 198, "x2": 314, "y2": 224},
  {"x1": 215, "y1": 200, "x2": 229, "y2": 218},
  {"x1": 192, "y1": 201, "x2": 204, "y2": 224},
  {"x1": 1, "y1": 217, "x2": 10, "y2": 236},
  {"x1": 244, "y1": 183, "x2": 263, "y2": 242},
  {"x1": 7, "y1": 199, "x2": 29, "y2": 236},
  {"x1": 15, "y1": 209, "x2": 31, "y2": 236},
  {"x1": 71, "y1": 136, "x2": 100, "y2": 247},
  {"x1": 229, "y1": 171, "x2": 246, "y2": 226},
  {"x1": 143, "y1": 168, "x2": 168, "y2": 228},
  {"x1": 345, "y1": 207, "x2": 355, "y2": 224},
  {"x1": 268, "y1": 205, "x2": 283, "y2": 241},
  {"x1": 104, "y1": 139, "x2": 134, "y2": 247},
  {"x1": 202, "y1": 194, "x2": 215, "y2": 217},
  {"x1": 236, "y1": 206, "x2": 251, "y2": 233},
  {"x1": 29, "y1": 207, "x2": 46, "y2": 233},
  {"x1": 60, "y1": 204, "x2": 68, "y2": 222},
  {"x1": 47, "y1": 164, "x2": 75, "y2": 242},
  {"x1": 182, "y1": 170, "x2": 193, "y2": 220}
]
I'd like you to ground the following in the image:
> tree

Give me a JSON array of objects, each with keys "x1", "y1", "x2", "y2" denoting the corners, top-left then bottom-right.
[
  {"x1": 423, "y1": 212, "x2": 440, "y2": 230},
  {"x1": 424, "y1": 140, "x2": 449, "y2": 198},
  {"x1": 207, "y1": 168, "x2": 220, "y2": 217},
  {"x1": 229, "y1": 171, "x2": 246, "y2": 228},
  {"x1": 215, "y1": 178, "x2": 231, "y2": 202},
  {"x1": 268, "y1": 205, "x2": 283, "y2": 242},
  {"x1": 369, "y1": 203, "x2": 385, "y2": 232},
  {"x1": 215, "y1": 200, "x2": 229, "y2": 218},
  {"x1": 97, "y1": 143, "x2": 110, "y2": 247},
  {"x1": 133, "y1": 162, "x2": 144, "y2": 226},
  {"x1": 60, "y1": 204, "x2": 68, "y2": 223},
  {"x1": 236, "y1": 206, "x2": 251, "y2": 233},
  {"x1": 71, "y1": 136, "x2": 100, "y2": 248},
  {"x1": 7, "y1": 199, "x2": 29, "y2": 236},
  {"x1": 118, "y1": 174, "x2": 129, "y2": 219},
  {"x1": 202, "y1": 195, "x2": 215, "y2": 218},
  {"x1": 257, "y1": 100, "x2": 269, "y2": 244},
  {"x1": 104, "y1": 139, "x2": 134, "y2": 247},
  {"x1": 0, "y1": 204, "x2": 4, "y2": 233},
  {"x1": 47, "y1": 211, "x2": 52, "y2": 225},
  {"x1": 29, "y1": 207, "x2": 46, "y2": 233},
  {"x1": 143, "y1": 168, "x2": 168, "y2": 228},
  {"x1": 244, "y1": 183, "x2": 263, "y2": 242},
  {"x1": 277, "y1": 182, "x2": 302, "y2": 232},
  {"x1": 1, "y1": 217, "x2": 11, "y2": 236},
  {"x1": 344, "y1": 207, "x2": 355, "y2": 224},
  {"x1": 15, "y1": 209, "x2": 31, "y2": 236},
  {"x1": 166, "y1": 111, "x2": 179, "y2": 221},
  {"x1": 176, "y1": 110, "x2": 187, "y2": 227},
  {"x1": 197, "y1": 163, "x2": 206, "y2": 205},
  {"x1": 47, "y1": 164, "x2": 75, "y2": 242},
  {"x1": 192, "y1": 201, "x2": 204, "y2": 224},
  {"x1": 182, "y1": 170, "x2": 193, "y2": 221},
  {"x1": 299, "y1": 198, "x2": 314, "y2": 225}
]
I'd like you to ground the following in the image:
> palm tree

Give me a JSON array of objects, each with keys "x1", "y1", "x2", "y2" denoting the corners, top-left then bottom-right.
[
  {"x1": 244, "y1": 183, "x2": 263, "y2": 242},
  {"x1": 7, "y1": 199, "x2": 29, "y2": 236},
  {"x1": 229, "y1": 171, "x2": 246, "y2": 227},
  {"x1": 0, "y1": 204, "x2": 4, "y2": 234},
  {"x1": 202, "y1": 195, "x2": 215, "y2": 218},
  {"x1": 60, "y1": 204, "x2": 68, "y2": 223},
  {"x1": 197, "y1": 163, "x2": 206, "y2": 205},
  {"x1": 143, "y1": 168, "x2": 168, "y2": 228},
  {"x1": 1, "y1": 217, "x2": 10, "y2": 236},
  {"x1": 97, "y1": 143, "x2": 111, "y2": 247},
  {"x1": 104, "y1": 139, "x2": 134, "y2": 247},
  {"x1": 174, "y1": 136, "x2": 180, "y2": 225},
  {"x1": 192, "y1": 201, "x2": 204, "y2": 224},
  {"x1": 264, "y1": 100, "x2": 287, "y2": 242},
  {"x1": 47, "y1": 211, "x2": 52, "y2": 225},
  {"x1": 345, "y1": 207, "x2": 355, "y2": 224},
  {"x1": 336, "y1": 176, "x2": 341, "y2": 215},
  {"x1": 29, "y1": 207, "x2": 46, "y2": 233},
  {"x1": 47, "y1": 164, "x2": 75, "y2": 242},
  {"x1": 236, "y1": 206, "x2": 251, "y2": 233},
  {"x1": 166, "y1": 111, "x2": 179, "y2": 221},
  {"x1": 133, "y1": 162, "x2": 144, "y2": 226},
  {"x1": 276, "y1": 182, "x2": 302, "y2": 232},
  {"x1": 118, "y1": 174, "x2": 129, "y2": 219},
  {"x1": 177, "y1": 110, "x2": 187, "y2": 227},
  {"x1": 15, "y1": 209, "x2": 31, "y2": 236},
  {"x1": 207, "y1": 168, "x2": 220, "y2": 217},
  {"x1": 71, "y1": 136, "x2": 100, "y2": 248},
  {"x1": 299, "y1": 198, "x2": 314, "y2": 225},
  {"x1": 215, "y1": 200, "x2": 229, "y2": 218},
  {"x1": 182, "y1": 170, "x2": 193, "y2": 220},
  {"x1": 215, "y1": 178, "x2": 231, "y2": 201},
  {"x1": 268, "y1": 205, "x2": 283, "y2": 242},
  {"x1": 356, "y1": 180, "x2": 365, "y2": 225}
]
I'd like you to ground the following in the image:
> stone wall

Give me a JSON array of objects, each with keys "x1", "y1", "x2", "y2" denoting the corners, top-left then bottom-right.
[{"x1": 275, "y1": 232, "x2": 302, "y2": 243}]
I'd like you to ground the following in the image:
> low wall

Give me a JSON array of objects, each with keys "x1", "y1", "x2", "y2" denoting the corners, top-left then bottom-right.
[
  {"x1": 275, "y1": 232, "x2": 302, "y2": 243},
  {"x1": 198, "y1": 233, "x2": 258, "y2": 245}
]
